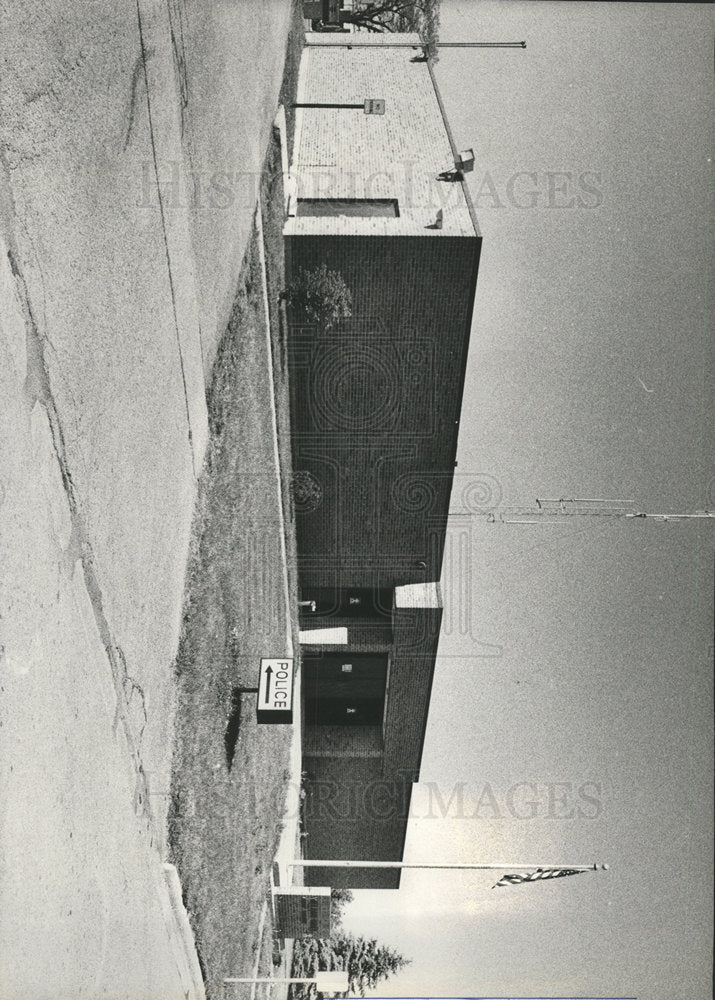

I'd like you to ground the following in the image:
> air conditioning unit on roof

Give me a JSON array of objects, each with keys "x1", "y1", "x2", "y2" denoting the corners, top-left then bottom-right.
[{"x1": 454, "y1": 149, "x2": 475, "y2": 173}]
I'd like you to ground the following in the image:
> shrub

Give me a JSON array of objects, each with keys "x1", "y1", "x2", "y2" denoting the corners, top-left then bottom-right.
[{"x1": 287, "y1": 264, "x2": 352, "y2": 331}]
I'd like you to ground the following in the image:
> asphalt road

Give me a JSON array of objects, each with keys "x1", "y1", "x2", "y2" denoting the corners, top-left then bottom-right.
[
  {"x1": 1, "y1": 238, "x2": 195, "y2": 1000},
  {"x1": 0, "y1": 0, "x2": 294, "y2": 995}
]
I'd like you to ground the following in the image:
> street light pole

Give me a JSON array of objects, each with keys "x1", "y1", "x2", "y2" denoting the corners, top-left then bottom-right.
[
  {"x1": 224, "y1": 971, "x2": 349, "y2": 990},
  {"x1": 438, "y1": 42, "x2": 526, "y2": 48},
  {"x1": 224, "y1": 976, "x2": 339, "y2": 984}
]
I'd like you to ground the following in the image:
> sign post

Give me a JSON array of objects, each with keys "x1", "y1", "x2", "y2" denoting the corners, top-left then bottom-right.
[
  {"x1": 256, "y1": 657, "x2": 295, "y2": 724},
  {"x1": 364, "y1": 98, "x2": 386, "y2": 115},
  {"x1": 291, "y1": 99, "x2": 386, "y2": 113}
]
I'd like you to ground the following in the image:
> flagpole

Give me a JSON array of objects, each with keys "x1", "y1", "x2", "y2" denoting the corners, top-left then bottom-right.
[
  {"x1": 289, "y1": 860, "x2": 609, "y2": 871},
  {"x1": 304, "y1": 39, "x2": 527, "y2": 49}
]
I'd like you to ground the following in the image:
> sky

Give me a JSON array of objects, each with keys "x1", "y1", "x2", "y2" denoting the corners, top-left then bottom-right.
[{"x1": 341, "y1": 3, "x2": 714, "y2": 997}]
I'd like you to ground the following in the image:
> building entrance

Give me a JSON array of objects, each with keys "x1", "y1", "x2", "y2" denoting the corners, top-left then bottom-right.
[
  {"x1": 301, "y1": 587, "x2": 393, "y2": 620},
  {"x1": 303, "y1": 652, "x2": 388, "y2": 726}
]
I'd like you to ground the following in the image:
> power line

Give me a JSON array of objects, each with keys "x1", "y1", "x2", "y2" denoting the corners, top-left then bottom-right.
[{"x1": 475, "y1": 497, "x2": 714, "y2": 525}]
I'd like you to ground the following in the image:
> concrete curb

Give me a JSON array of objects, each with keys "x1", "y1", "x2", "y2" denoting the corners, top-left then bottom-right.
[
  {"x1": 274, "y1": 104, "x2": 295, "y2": 217},
  {"x1": 255, "y1": 146, "x2": 302, "y2": 891},
  {"x1": 252, "y1": 120, "x2": 304, "y2": 999},
  {"x1": 162, "y1": 863, "x2": 207, "y2": 1000}
]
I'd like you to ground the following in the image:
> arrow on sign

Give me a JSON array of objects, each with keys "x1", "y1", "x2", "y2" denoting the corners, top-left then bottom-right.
[
  {"x1": 256, "y1": 657, "x2": 294, "y2": 724},
  {"x1": 262, "y1": 663, "x2": 273, "y2": 703}
]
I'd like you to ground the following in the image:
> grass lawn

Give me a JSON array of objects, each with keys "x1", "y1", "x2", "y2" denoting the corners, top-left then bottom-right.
[
  {"x1": 168, "y1": 5, "x2": 305, "y2": 996},
  {"x1": 276, "y1": 0, "x2": 305, "y2": 157}
]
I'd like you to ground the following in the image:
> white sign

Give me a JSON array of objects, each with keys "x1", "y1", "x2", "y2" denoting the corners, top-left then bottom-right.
[
  {"x1": 298, "y1": 626, "x2": 348, "y2": 645},
  {"x1": 364, "y1": 98, "x2": 386, "y2": 115},
  {"x1": 256, "y1": 657, "x2": 295, "y2": 724},
  {"x1": 314, "y1": 971, "x2": 350, "y2": 991}
]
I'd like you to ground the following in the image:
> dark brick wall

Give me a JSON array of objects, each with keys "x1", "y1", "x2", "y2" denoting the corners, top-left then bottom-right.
[
  {"x1": 287, "y1": 233, "x2": 481, "y2": 592},
  {"x1": 383, "y1": 603, "x2": 443, "y2": 781},
  {"x1": 301, "y1": 603, "x2": 441, "y2": 889},
  {"x1": 302, "y1": 754, "x2": 413, "y2": 889},
  {"x1": 290, "y1": 230, "x2": 479, "y2": 888}
]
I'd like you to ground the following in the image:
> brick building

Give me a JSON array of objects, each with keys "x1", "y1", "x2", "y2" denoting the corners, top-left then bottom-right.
[{"x1": 286, "y1": 35, "x2": 481, "y2": 889}]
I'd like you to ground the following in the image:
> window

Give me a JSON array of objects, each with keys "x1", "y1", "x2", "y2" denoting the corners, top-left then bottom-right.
[{"x1": 297, "y1": 199, "x2": 399, "y2": 218}]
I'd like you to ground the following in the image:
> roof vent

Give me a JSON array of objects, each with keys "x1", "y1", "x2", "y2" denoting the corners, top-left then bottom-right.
[{"x1": 454, "y1": 149, "x2": 475, "y2": 173}]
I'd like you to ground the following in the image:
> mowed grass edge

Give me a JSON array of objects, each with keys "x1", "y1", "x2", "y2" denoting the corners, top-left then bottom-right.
[{"x1": 168, "y1": 6, "x2": 305, "y2": 995}]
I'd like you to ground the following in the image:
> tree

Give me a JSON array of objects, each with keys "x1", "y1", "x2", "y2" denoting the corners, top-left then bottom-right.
[
  {"x1": 334, "y1": 933, "x2": 409, "y2": 995},
  {"x1": 290, "y1": 930, "x2": 409, "y2": 998},
  {"x1": 286, "y1": 264, "x2": 353, "y2": 331},
  {"x1": 330, "y1": 887, "x2": 354, "y2": 928},
  {"x1": 335, "y1": 1, "x2": 442, "y2": 56}
]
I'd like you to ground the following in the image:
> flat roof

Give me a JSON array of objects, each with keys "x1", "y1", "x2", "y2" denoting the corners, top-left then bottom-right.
[{"x1": 286, "y1": 40, "x2": 479, "y2": 239}]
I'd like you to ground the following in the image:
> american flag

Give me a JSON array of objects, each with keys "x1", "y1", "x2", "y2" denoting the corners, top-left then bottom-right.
[{"x1": 492, "y1": 867, "x2": 591, "y2": 888}]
